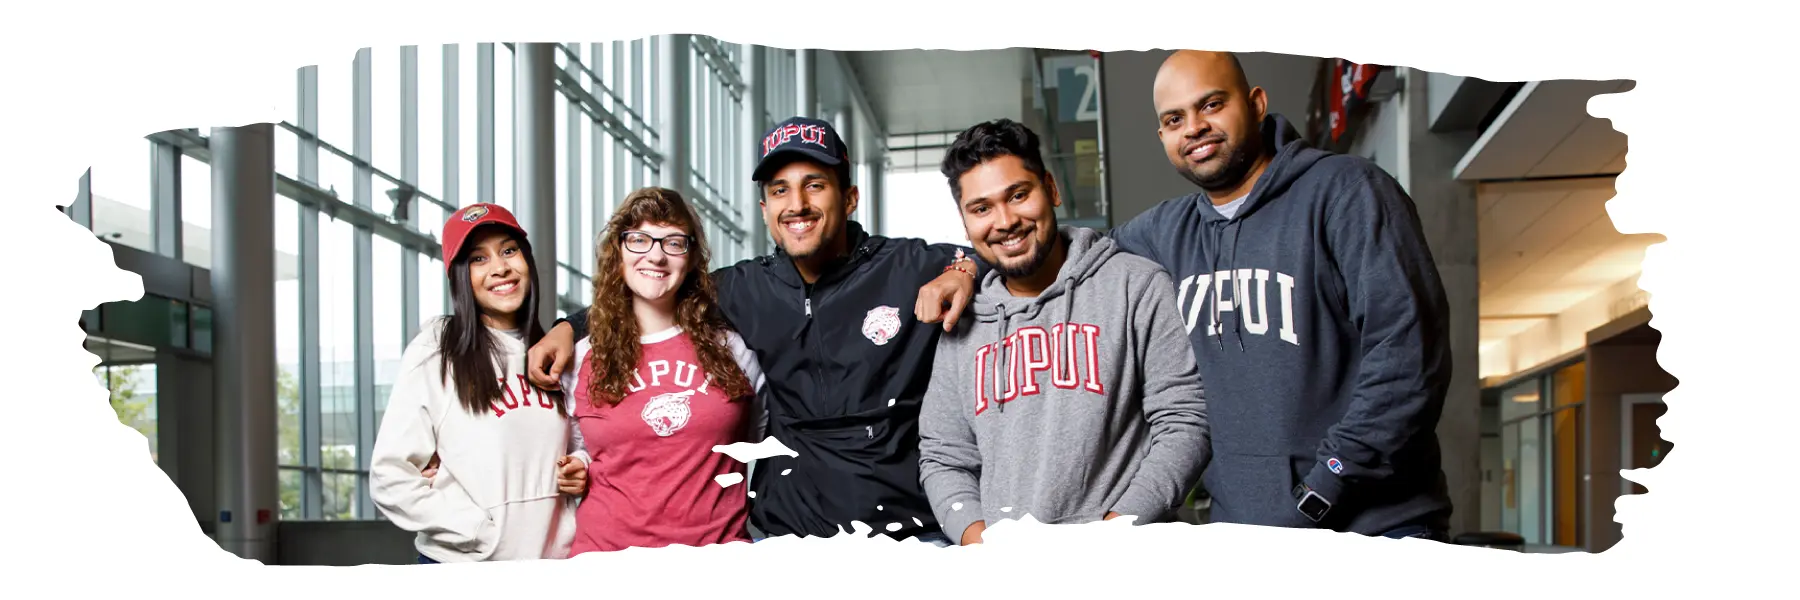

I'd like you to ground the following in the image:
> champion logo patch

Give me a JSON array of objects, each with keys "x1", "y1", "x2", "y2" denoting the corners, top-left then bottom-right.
[{"x1": 1327, "y1": 457, "x2": 1343, "y2": 474}]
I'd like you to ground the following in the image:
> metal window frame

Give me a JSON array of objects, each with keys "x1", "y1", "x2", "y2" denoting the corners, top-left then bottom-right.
[
  {"x1": 352, "y1": 48, "x2": 378, "y2": 521},
  {"x1": 296, "y1": 65, "x2": 325, "y2": 521},
  {"x1": 401, "y1": 46, "x2": 421, "y2": 347}
]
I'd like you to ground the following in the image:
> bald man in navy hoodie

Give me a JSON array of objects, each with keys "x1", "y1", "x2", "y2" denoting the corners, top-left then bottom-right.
[{"x1": 1106, "y1": 51, "x2": 1455, "y2": 541}]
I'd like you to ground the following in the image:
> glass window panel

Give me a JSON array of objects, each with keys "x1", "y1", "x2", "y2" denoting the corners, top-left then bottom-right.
[
  {"x1": 373, "y1": 237, "x2": 404, "y2": 429},
  {"x1": 276, "y1": 125, "x2": 299, "y2": 179},
  {"x1": 1501, "y1": 421, "x2": 1519, "y2": 536},
  {"x1": 87, "y1": 139, "x2": 155, "y2": 253},
  {"x1": 1500, "y1": 378, "x2": 1541, "y2": 421},
  {"x1": 1518, "y1": 416, "x2": 1544, "y2": 545},
  {"x1": 192, "y1": 306, "x2": 213, "y2": 355},
  {"x1": 319, "y1": 218, "x2": 358, "y2": 476},
  {"x1": 169, "y1": 299, "x2": 189, "y2": 349},
  {"x1": 419, "y1": 45, "x2": 445, "y2": 201},
  {"x1": 323, "y1": 472, "x2": 359, "y2": 520},
  {"x1": 1551, "y1": 407, "x2": 1581, "y2": 547},
  {"x1": 318, "y1": 59, "x2": 352, "y2": 157},
  {"x1": 279, "y1": 468, "x2": 304, "y2": 520},
  {"x1": 374, "y1": 46, "x2": 402, "y2": 179},
  {"x1": 419, "y1": 253, "x2": 446, "y2": 328},
  {"x1": 319, "y1": 149, "x2": 356, "y2": 208},
  {"x1": 554, "y1": 92, "x2": 571, "y2": 278},
  {"x1": 495, "y1": 44, "x2": 514, "y2": 210},
  {"x1": 276, "y1": 196, "x2": 302, "y2": 477},
  {"x1": 98, "y1": 364, "x2": 158, "y2": 462},
  {"x1": 180, "y1": 155, "x2": 212, "y2": 270},
  {"x1": 460, "y1": 43, "x2": 479, "y2": 206}
]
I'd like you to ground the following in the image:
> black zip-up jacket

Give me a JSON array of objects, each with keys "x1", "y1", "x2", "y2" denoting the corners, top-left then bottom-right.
[{"x1": 559, "y1": 221, "x2": 981, "y2": 541}]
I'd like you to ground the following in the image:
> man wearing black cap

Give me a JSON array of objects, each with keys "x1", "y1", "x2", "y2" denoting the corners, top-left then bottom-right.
[{"x1": 526, "y1": 116, "x2": 985, "y2": 546}]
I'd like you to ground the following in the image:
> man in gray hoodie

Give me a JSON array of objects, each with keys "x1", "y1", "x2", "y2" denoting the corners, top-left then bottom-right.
[{"x1": 917, "y1": 118, "x2": 1210, "y2": 546}]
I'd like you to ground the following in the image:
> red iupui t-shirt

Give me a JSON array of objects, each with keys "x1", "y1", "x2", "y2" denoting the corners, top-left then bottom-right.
[{"x1": 568, "y1": 327, "x2": 757, "y2": 555}]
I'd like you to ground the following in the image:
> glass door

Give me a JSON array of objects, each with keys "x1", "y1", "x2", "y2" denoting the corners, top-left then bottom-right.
[{"x1": 1620, "y1": 393, "x2": 1668, "y2": 496}]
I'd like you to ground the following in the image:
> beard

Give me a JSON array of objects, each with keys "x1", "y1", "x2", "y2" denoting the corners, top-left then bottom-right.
[
  {"x1": 991, "y1": 229, "x2": 1057, "y2": 280},
  {"x1": 1178, "y1": 135, "x2": 1263, "y2": 192}
]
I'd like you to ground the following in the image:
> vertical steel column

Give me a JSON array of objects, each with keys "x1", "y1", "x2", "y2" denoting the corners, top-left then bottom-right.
[
  {"x1": 401, "y1": 45, "x2": 421, "y2": 345},
  {"x1": 656, "y1": 35, "x2": 691, "y2": 199},
  {"x1": 513, "y1": 43, "x2": 559, "y2": 324},
  {"x1": 208, "y1": 122, "x2": 279, "y2": 561},
  {"x1": 351, "y1": 48, "x2": 378, "y2": 521},
  {"x1": 296, "y1": 65, "x2": 324, "y2": 521}
]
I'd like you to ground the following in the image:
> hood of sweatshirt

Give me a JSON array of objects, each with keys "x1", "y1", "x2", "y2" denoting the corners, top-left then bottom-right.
[
  {"x1": 916, "y1": 224, "x2": 1211, "y2": 535},
  {"x1": 971, "y1": 225, "x2": 1116, "y2": 323},
  {"x1": 1194, "y1": 113, "x2": 1330, "y2": 352}
]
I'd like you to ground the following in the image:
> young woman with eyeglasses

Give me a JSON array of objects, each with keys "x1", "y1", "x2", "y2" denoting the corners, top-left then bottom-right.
[{"x1": 560, "y1": 187, "x2": 768, "y2": 555}]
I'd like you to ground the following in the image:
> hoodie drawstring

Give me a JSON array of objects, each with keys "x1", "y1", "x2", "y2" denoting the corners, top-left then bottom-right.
[
  {"x1": 994, "y1": 304, "x2": 1011, "y2": 414},
  {"x1": 1205, "y1": 215, "x2": 1248, "y2": 353},
  {"x1": 1227, "y1": 220, "x2": 1245, "y2": 353},
  {"x1": 1206, "y1": 221, "x2": 1225, "y2": 352}
]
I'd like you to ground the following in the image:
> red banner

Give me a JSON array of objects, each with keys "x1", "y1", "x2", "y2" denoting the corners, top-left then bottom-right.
[{"x1": 1328, "y1": 59, "x2": 1383, "y2": 143}]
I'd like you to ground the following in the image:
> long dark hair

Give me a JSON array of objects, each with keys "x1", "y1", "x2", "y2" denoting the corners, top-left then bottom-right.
[
  {"x1": 585, "y1": 187, "x2": 751, "y2": 406},
  {"x1": 438, "y1": 225, "x2": 560, "y2": 416}
]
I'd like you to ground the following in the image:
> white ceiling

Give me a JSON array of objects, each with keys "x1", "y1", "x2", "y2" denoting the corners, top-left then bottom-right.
[
  {"x1": 1476, "y1": 176, "x2": 1661, "y2": 344},
  {"x1": 843, "y1": 49, "x2": 1035, "y2": 136},
  {"x1": 1456, "y1": 76, "x2": 1646, "y2": 347},
  {"x1": 1454, "y1": 79, "x2": 1633, "y2": 181}
]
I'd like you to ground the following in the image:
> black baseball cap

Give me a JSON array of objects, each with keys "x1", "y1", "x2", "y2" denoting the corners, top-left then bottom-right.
[{"x1": 753, "y1": 116, "x2": 849, "y2": 183}]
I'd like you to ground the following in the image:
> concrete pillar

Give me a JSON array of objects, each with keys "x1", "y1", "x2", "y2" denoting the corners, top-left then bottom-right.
[
  {"x1": 1395, "y1": 67, "x2": 1482, "y2": 537},
  {"x1": 657, "y1": 35, "x2": 692, "y2": 200},
  {"x1": 209, "y1": 122, "x2": 279, "y2": 562},
  {"x1": 796, "y1": 49, "x2": 816, "y2": 119},
  {"x1": 514, "y1": 43, "x2": 559, "y2": 323},
  {"x1": 741, "y1": 44, "x2": 768, "y2": 256}
]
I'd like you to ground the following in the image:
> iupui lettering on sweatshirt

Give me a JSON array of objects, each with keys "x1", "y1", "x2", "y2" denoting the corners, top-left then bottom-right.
[
  {"x1": 1108, "y1": 113, "x2": 1455, "y2": 535},
  {"x1": 368, "y1": 317, "x2": 583, "y2": 562},
  {"x1": 918, "y1": 226, "x2": 1212, "y2": 543},
  {"x1": 561, "y1": 326, "x2": 767, "y2": 554}
]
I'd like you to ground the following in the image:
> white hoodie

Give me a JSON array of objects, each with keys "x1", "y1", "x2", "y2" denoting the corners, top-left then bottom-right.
[{"x1": 370, "y1": 317, "x2": 586, "y2": 562}]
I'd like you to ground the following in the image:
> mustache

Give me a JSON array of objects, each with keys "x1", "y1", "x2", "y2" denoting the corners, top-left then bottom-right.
[
  {"x1": 779, "y1": 209, "x2": 822, "y2": 221},
  {"x1": 1182, "y1": 134, "x2": 1227, "y2": 155},
  {"x1": 986, "y1": 224, "x2": 1035, "y2": 244}
]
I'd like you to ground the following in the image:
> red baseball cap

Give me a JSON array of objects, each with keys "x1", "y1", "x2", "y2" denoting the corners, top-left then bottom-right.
[{"x1": 441, "y1": 203, "x2": 528, "y2": 274}]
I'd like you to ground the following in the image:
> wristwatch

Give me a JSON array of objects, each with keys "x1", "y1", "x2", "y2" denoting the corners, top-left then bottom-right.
[{"x1": 1293, "y1": 483, "x2": 1331, "y2": 523}]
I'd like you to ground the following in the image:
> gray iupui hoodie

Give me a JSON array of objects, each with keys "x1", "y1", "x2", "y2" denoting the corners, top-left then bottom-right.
[{"x1": 918, "y1": 226, "x2": 1210, "y2": 542}]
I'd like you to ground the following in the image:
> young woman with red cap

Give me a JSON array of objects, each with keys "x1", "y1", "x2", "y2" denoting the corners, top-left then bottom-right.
[
  {"x1": 369, "y1": 203, "x2": 589, "y2": 563},
  {"x1": 560, "y1": 187, "x2": 767, "y2": 555}
]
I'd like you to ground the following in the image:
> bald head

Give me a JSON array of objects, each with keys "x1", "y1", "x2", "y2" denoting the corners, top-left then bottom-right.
[
  {"x1": 1154, "y1": 50, "x2": 1252, "y2": 110},
  {"x1": 1150, "y1": 50, "x2": 1271, "y2": 199}
]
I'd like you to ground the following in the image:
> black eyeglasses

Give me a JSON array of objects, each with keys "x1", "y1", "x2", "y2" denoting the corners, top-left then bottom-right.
[{"x1": 620, "y1": 231, "x2": 693, "y2": 255}]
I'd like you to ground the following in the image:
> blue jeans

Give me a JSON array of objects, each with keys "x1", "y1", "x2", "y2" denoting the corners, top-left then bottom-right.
[
  {"x1": 418, "y1": 554, "x2": 439, "y2": 564},
  {"x1": 1379, "y1": 524, "x2": 1448, "y2": 543}
]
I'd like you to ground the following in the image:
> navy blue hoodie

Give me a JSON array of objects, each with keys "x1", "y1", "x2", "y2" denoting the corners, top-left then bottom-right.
[{"x1": 1109, "y1": 114, "x2": 1453, "y2": 535}]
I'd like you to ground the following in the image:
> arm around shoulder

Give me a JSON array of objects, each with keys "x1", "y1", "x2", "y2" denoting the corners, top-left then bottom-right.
[{"x1": 368, "y1": 330, "x2": 498, "y2": 552}]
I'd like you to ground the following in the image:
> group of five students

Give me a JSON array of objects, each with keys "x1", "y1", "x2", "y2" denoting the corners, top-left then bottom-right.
[{"x1": 367, "y1": 50, "x2": 1456, "y2": 562}]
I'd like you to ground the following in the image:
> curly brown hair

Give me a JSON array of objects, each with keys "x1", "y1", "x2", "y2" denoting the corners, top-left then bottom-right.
[{"x1": 584, "y1": 187, "x2": 752, "y2": 407}]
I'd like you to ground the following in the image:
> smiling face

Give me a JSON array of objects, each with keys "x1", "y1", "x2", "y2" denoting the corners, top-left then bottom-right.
[
  {"x1": 759, "y1": 159, "x2": 857, "y2": 267},
  {"x1": 619, "y1": 221, "x2": 692, "y2": 310},
  {"x1": 956, "y1": 154, "x2": 1062, "y2": 284},
  {"x1": 1152, "y1": 50, "x2": 1268, "y2": 196},
  {"x1": 463, "y1": 227, "x2": 531, "y2": 330}
]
